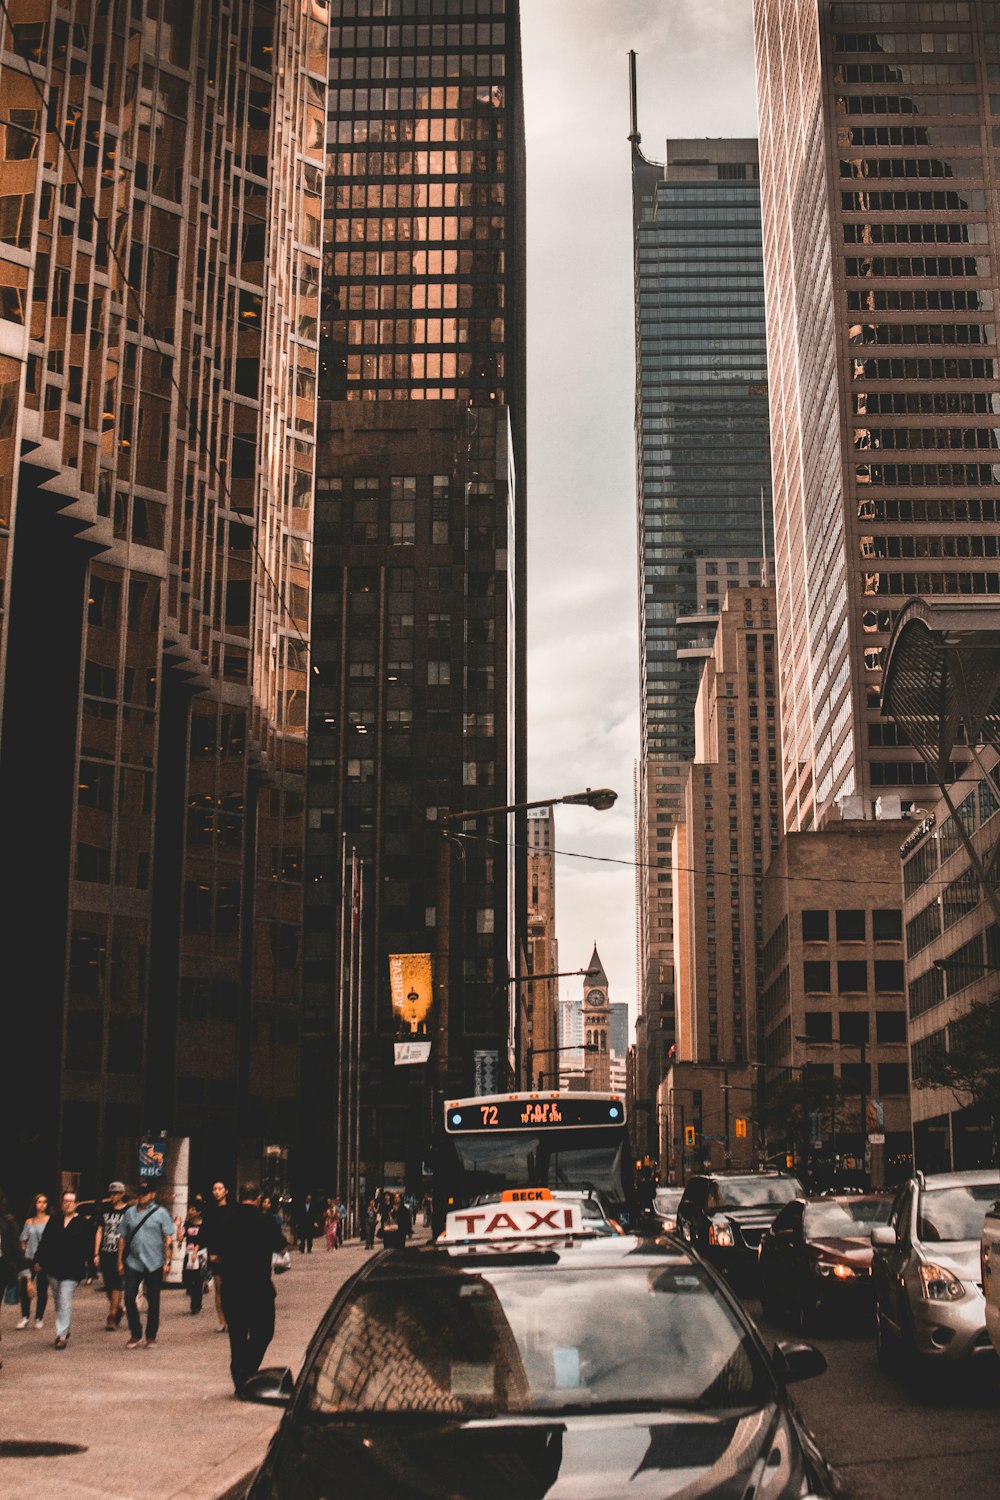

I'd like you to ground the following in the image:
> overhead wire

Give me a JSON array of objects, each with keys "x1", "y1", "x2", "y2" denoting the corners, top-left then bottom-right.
[{"x1": 0, "y1": 0, "x2": 312, "y2": 655}]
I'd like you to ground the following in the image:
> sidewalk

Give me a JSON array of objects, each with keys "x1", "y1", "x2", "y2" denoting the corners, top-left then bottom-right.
[{"x1": 0, "y1": 1239, "x2": 376, "y2": 1500}]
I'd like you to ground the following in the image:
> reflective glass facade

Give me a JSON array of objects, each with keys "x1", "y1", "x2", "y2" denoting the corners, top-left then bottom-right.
[
  {"x1": 631, "y1": 136, "x2": 773, "y2": 1139},
  {"x1": 754, "y1": 0, "x2": 997, "y2": 829},
  {"x1": 0, "y1": 0, "x2": 328, "y2": 1202},
  {"x1": 305, "y1": 0, "x2": 526, "y2": 1193}
]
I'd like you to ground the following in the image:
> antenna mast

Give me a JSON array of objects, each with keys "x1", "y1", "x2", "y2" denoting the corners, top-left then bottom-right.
[{"x1": 627, "y1": 50, "x2": 640, "y2": 144}]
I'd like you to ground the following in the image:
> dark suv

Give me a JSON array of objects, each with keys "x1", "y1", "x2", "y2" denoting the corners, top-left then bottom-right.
[{"x1": 676, "y1": 1171, "x2": 805, "y2": 1286}]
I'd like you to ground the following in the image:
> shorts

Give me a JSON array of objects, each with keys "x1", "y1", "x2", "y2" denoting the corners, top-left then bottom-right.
[{"x1": 100, "y1": 1251, "x2": 122, "y2": 1291}]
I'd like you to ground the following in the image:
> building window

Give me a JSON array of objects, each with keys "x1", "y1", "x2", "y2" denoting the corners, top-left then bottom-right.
[
  {"x1": 803, "y1": 1010, "x2": 833, "y2": 1042},
  {"x1": 838, "y1": 960, "x2": 868, "y2": 993},
  {"x1": 876, "y1": 1010, "x2": 907, "y2": 1043},
  {"x1": 874, "y1": 959, "x2": 904, "y2": 993},
  {"x1": 836, "y1": 909, "x2": 866, "y2": 942},
  {"x1": 878, "y1": 1063, "x2": 909, "y2": 1096},
  {"x1": 839, "y1": 1011, "x2": 870, "y2": 1045},
  {"x1": 804, "y1": 961, "x2": 831, "y2": 992},
  {"x1": 872, "y1": 908, "x2": 902, "y2": 942},
  {"x1": 801, "y1": 910, "x2": 829, "y2": 942}
]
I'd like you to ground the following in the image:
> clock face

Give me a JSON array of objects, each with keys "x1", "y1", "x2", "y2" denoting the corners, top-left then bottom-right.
[{"x1": 588, "y1": 989, "x2": 606, "y2": 1007}]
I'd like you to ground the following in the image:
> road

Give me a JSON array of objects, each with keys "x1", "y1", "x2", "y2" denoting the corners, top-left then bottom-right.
[{"x1": 745, "y1": 1294, "x2": 1000, "y2": 1499}]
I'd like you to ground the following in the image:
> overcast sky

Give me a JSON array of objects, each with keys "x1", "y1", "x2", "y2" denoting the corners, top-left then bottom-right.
[{"x1": 520, "y1": 0, "x2": 759, "y2": 1022}]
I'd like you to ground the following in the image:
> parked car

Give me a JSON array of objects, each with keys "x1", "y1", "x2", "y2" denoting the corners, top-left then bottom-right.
[
  {"x1": 981, "y1": 1195, "x2": 1000, "y2": 1356},
  {"x1": 759, "y1": 1194, "x2": 892, "y2": 1332},
  {"x1": 872, "y1": 1168, "x2": 1000, "y2": 1376},
  {"x1": 676, "y1": 1171, "x2": 805, "y2": 1288}
]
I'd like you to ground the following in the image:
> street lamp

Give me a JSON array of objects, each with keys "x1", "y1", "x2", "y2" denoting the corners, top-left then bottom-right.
[{"x1": 434, "y1": 788, "x2": 617, "y2": 1098}]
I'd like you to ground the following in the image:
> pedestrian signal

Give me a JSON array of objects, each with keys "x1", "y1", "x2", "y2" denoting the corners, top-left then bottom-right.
[
  {"x1": 785, "y1": 1153, "x2": 794, "y2": 1170},
  {"x1": 684, "y1": 1125, "x2": 696, "y2": 1147},
  {"x1": 734, "y1": 1117, "x2": 747, "y2": 1139}
]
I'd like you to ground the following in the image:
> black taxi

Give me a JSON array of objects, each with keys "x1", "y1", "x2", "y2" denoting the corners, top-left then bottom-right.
[{"x1": 242, "y1": 1194, "x2": 836, "y2": 1499}]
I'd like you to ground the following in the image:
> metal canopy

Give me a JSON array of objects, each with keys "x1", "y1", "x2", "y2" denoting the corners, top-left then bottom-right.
[
  {"x1": 881, "y1": 598, "x2": 1000, "y2": 780},
  {"x1": 882, "y1": 597, "x2": 1000, "y2": 933}
]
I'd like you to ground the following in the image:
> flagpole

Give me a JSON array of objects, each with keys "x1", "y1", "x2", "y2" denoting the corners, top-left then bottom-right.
[
  {"x1": 335, "y1": 833, "x2": 348, "y2": 1202},
  {"x1": 352, "y1": 856, "x2": 364, "y2": 1237}
]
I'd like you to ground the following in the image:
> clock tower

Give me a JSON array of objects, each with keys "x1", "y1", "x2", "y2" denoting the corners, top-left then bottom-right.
[{"x1": 581, "y1": 945, "x2": 611, "y2": 1093}]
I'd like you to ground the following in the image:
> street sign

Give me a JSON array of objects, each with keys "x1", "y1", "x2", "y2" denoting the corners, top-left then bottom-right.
[
  {"x1": 868, "y1": 1132, "x2": 886, "y2": 1145},
  {"x1": 394, "y1": 1039, "x2": 431, "y2": 1065}
]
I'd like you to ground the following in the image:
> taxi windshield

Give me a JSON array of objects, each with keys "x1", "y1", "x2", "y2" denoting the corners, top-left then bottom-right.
[{"x1": 303, "y1": 1260, "x2": 773, "y2": 1418}]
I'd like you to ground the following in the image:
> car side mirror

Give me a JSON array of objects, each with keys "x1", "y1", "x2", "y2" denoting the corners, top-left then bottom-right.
[
  {"x1": 240, "y1": 1366, "x2": 294, "y2": 1406},
  {"x1": 870, "y1": 1226, "x2": 896, "y2": 1249},
  {"x1": 773, "y1": 1340, "x2": 827, "y2": 1385}
]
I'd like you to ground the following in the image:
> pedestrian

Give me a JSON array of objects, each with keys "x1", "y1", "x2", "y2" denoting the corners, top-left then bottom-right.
[
  {"x1": 323, "y1": 1197, "x2": 337, "y2": 1251},
  {"x1": 94, "y1": 1181, "x2": 129, "y2": 1331},
  {"x1": 35, "y1": 1189, "x2": 91, "y2": 1349},
  {"x1": 379, "y1": 1193, "x2": 401, "y2": 1247},
  {"x1": 395, "y1": 1193, "x2": 413, "y2": 1247},
  {"x1": 180, "y1": 1202, "x2": 207, "y2": 1314},
  {"x1": 17, "y1": 1193, "x2": 50, "y2": 1329},
  {"x1": 421, "y1": 1193, "x2": 432, "y2": 1228},
  {"x1": 364, "y1": 1197, "x2": 378, "y2": 1250},
  {"x1": 294, "y1": 1191, "x2": 317, "y2": 1253},
  {"x1": 214, "y1": 1181, "x2": 287, "y2": 1397},
  {"x1": 336, "y1": 1195, "x2": 347, "y2": 1246},
  {"x1": 203, "y1": 1179, "x2": 231, "y2": 1332},
  {"x1": 0, "y1": 1187, "x2": 25, "y2": 1369},
  {"x1": 117, "y1": 1179, "x2": 174, "y2": 1349}
]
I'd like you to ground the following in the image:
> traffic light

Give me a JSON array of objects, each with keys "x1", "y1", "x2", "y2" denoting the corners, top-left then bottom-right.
[
  {"x1": 684, "y1": 1125, "x2": 696, "y2": 1147},
  {"x1": 734, "y1": 1117, "x2": 747, "y2": 1139},
  {"x1": 785, "y1": 1153, "x2": 794, "y2": 1170}
]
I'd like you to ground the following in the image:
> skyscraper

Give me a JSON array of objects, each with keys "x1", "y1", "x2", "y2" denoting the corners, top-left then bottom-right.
[
  {"x1": 525, "y1": 805, "x2": 558, "y2": 1087},
  {"x1": 753, "y1": 0, "x2": 991, "y2": 832},
  {"x1": 305, "y1": 0, "x2": 526, "y2": 1195},
  {"x1": 629, "y1": 82, "x2": 773, "y2": 1144},
  {"x1": 0, "y1": 1, "x2": 327, "y2": 1200}
]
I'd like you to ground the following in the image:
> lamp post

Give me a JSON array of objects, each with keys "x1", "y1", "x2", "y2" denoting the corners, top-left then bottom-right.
[{"x1": 434, "y1": 788, "x2": 617, "y2": 1101}]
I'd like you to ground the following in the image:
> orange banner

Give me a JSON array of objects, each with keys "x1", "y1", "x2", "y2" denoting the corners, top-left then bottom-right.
[{"x1": 388, "y1": 952, "x2": 433, "y2": 1032}]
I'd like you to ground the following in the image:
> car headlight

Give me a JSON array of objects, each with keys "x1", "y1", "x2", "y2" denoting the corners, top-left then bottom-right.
[
  {"x1": 918, "y1": 1262, "x2": 967, "y2": 1301},
  {"x1": 708, "y1": 1219, "x2": 735, "y2": 1248},
  {"x1": 814, "y1": 1259, "x2": 857, "y2": 1279}
]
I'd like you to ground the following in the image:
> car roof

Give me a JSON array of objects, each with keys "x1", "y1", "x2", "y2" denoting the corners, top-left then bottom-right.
[
  {"x1": 919, "y1": 1169, "x2": 1000, "y2": 1190},
  {"x1": 366, "y1": 1233, "x2": 699, "y2": 1278},
  {"x1": 687, "y1": 1170, "x2": 795, "y2": 1182}
]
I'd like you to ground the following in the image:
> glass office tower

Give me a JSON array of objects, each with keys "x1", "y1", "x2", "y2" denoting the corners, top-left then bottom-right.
[
  {"x1": 754, "y1": 0, "x2": 995, "y2": 832},
  {"x1": 630, "y1": 122, "x2": 773, "y2": 1144},
  {"x1": 305, "y1": 0, "x2": 526, "y2": 1199},
  {"x1": 0, "y1": 1, "x2": 327, "y2": 1202}
]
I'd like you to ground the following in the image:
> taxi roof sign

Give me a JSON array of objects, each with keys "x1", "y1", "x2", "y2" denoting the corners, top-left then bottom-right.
[{"x1": 440, "y1": 1201, "x2": 584, "y2": 1244}]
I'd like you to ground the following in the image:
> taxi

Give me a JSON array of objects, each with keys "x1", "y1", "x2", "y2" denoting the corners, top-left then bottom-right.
[{"x1": 242, "y1": 1190, "x2": 836, "y2": 1499}]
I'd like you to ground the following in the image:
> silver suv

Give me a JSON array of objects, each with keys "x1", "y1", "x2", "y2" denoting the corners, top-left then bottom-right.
[{"x1": 872, "y1": 1168, "x2": 999, "y2": 1374}]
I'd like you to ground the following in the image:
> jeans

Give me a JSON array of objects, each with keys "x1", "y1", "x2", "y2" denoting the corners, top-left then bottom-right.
[
  {"x1": 222, "y1": 1286, "x2": 276, "y2": 1392},
  {"x1": 49, "y1": 1278, "x2": 78, "y2": 1340},
  {"x1": 124, "y1": 1265, "x2": 163, "y2": 1341},
  {"x1": 19, "y1": 1268, "x2": 48, "y2": 1320}
]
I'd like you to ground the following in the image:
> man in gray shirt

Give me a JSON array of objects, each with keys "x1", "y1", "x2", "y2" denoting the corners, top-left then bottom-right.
[{"x1": 117, "y1": 1180, "x2": 174, "y2": 1349}]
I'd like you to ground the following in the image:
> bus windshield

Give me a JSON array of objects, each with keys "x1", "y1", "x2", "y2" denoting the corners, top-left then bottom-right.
[{"x1": 437, "y1": 1094, "x2": 633, "y2": 1232}]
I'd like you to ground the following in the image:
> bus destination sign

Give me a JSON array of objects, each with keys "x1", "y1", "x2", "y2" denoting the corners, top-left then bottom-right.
[{"x1": 445, "y1": 1096, "x2": 625, "y2": 1133}]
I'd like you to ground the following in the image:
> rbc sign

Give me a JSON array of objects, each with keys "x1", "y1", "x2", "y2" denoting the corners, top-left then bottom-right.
[{"x1": 138, "y1": 1139, "x2": 166, "y2": 1178}]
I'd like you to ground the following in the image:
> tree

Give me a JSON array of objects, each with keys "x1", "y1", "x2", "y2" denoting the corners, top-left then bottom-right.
[
  {"x1": 912, "y1": 998, "x2": 1000, "y2": 1164},
  {"x1": 754, "y1": 1073, "x2": 843, "y2": 1178}
]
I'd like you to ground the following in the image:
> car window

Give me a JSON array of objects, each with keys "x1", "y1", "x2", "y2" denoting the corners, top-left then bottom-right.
[
  {"x1": 654, "y1": 1190, "x2": 682, "y2": 1215},
  {"x1": 805, "y1": 1200, "x2": 889, "y2": 1238},
  {"x1": 303, "y1": 1264, "x2": 775, "y2": 1417},
  {"x1": 917, "y1": 1183, "x2": 999, "y2": 1243},
  {"x1": 715, "y1": 1178, "x2": 802, "y2": 1209}
]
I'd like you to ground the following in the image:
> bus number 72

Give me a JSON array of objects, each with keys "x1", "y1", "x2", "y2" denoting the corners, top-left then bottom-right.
[{"x1": 479, "y1": 1104, "x2": 498, "y2": 1126}]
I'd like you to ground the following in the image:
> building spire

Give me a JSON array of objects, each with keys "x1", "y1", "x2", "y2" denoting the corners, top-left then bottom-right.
[{"x1": 627, "y1": 51, "x2": 640, "y2": 145}]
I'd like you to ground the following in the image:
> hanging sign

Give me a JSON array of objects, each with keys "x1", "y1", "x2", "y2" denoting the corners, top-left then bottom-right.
[{"x1": 388, "y1": 952, "x2": 433, "y2": 1031}]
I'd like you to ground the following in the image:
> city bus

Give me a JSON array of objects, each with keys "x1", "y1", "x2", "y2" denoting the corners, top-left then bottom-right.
[{"x1": 433, "y1": 1091, "x2": 635, "y2": 1237}]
